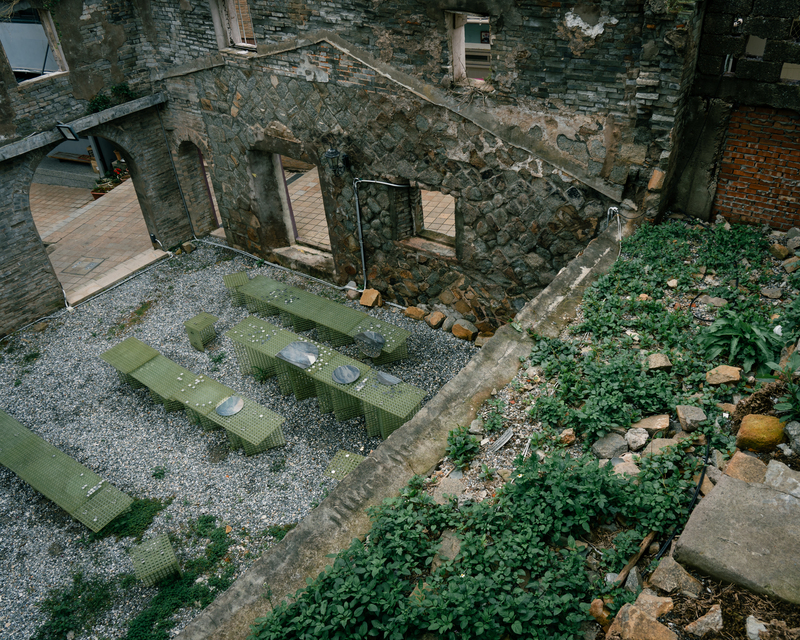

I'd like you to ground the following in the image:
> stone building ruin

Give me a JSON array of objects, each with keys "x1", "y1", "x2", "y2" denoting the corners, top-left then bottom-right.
[{"x1": 1, "y1": 0, "x2": 798, "y2": 337}]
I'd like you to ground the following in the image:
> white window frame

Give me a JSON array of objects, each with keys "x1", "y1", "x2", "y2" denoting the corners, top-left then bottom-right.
[
  {"x1": 209, "y1": 0, "x2": 256, "y2": 50},
  {"x1": 0, "y1": 6, "x2": 68, "y2": 84}
]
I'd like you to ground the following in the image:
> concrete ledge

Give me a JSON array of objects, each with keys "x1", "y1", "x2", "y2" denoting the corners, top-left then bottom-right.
[
  {"x1": 66, "y1": 249, "x2": 168, "y2": 305},
  {"x1": 176, "y1": 221, "x2": 633, "y2": 640}
]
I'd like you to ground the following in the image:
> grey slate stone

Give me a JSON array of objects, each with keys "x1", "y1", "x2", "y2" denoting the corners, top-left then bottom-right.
[
  {"x1": 591, "y1": 433, "x2": 627, "y2": 459},
  {"x1": 785, "y1": 421, "x2": 800, "y2": 455},
  {"x1": 674, "y1": 475, "x2": 800, "y2": 604}
]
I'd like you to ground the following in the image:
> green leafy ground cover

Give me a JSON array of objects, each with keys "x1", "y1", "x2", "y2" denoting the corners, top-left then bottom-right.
[{"x1": 248, "y1": 219, "x2": 800, "y2": 640}]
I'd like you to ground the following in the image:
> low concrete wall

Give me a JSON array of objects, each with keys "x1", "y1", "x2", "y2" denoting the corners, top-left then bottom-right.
[{"x1": 177, "y1": 223, "x2": 629, "y2": 640}]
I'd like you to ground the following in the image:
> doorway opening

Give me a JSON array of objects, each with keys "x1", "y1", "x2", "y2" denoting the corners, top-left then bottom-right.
[{"x1": 29, "y1": 137, "x2": 162, "y2": 303}]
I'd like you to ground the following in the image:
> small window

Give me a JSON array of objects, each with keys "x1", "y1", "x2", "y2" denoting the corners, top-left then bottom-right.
[
  {"x1": 420, "y1": 189, "x2": 455, "y2": 243},
  {"x1": 0, "y1": 3, "x2": 67, "y2": 83},
  {"x1": 790, "y1": 17, "x2": 800, "y2": 42},
  {"x1": 225, "y1": 0, "x2": 256, "y2": 47},
  {"x1": 745, "y1": 35, "x2": 766, "y2": 58},
  {"x1": 781, "y1": 63, "x2": 800, "y2": 82},
  {"x1": 446, "y1": 12, "x2": 491, "y2": 82}
]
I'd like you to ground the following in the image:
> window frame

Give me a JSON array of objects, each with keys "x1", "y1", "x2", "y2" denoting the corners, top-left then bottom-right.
[
  {"x1": 0, "y1": 7, "x2": 68, "y2": 85},
  {"x1": 209, "y1": 0, "x2": 257, "y2": 51}
]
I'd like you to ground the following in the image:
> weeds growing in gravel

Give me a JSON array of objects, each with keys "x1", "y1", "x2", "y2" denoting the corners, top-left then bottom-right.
[
  {"x1": 90, "y1": 498, "x2": 172, "y2": 542},
  {"x1": 446, "y1": 424, "x2": 480, "y2": 470},
  {"x1": 107, "y1": 300, "x2": 155, "y2": 337}
]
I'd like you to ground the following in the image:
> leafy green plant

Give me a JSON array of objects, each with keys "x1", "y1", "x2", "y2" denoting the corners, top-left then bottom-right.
[
  {"x1": 151, "y1": 466, "x2": 168, "y2": 480},
  {"x1": 446, "y1": 425, "x2": 480, "y2": 470},
  {"x1": 87, "y1": 92, "x2": 112, "y2": 114},
  {"x1": 210, "y1": 351, "x2": 227, "y2": 364},
  {"x1": 698, "y1": 309, "x2": 781, "y2": 374},
  {"x1": 111, "y1": 82, "x2": 137, "y2": 102},
  {"x1": 22, "y1": 350, "x2": 40, "y2": 363},
  {"x1": 483, "y1": 398, "x2": 505, "y2": 433},
  {"x1": 90, "y1": 498, "x2": 171, "y2": 542},
  {"x1": 33, "y1": 572, "x2": 120, "y2": 640},
  {"x1": 478, "y1": 464, "x2": 496, "y2": 481},
  {"x1": 264, "y1": 523, "x2": 296, "y2": 541},
  {"x1": 768, "y1": 351, "x2": 800, "y2": 423}
]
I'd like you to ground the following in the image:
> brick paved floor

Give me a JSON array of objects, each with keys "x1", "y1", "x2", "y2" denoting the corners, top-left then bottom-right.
[
  {"x1": 30, "y1": 179, "x2": 159, "y2": 300},
  {"x1": 287, "y1": 167, "x2": 331, "y2": 251},
  {"x1": 420, "y1": 189, "x2": 456, "y2": 237}
]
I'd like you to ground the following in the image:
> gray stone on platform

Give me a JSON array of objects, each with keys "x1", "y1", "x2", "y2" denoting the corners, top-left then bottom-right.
[{"x1": 674, "y1": 474, "x2": 800, "y2": 604}]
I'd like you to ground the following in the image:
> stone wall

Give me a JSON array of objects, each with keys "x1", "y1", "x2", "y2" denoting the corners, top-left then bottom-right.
[{"x1": 671, "y1": 0, "x2": 800, "y2": 221}]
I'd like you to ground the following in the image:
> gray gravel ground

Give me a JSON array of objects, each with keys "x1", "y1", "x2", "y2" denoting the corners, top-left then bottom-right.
[{"x1": 0, "y1": 243, "x2": 477, "y2": 640}]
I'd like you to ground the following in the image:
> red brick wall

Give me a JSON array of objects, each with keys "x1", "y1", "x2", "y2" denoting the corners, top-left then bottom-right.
[{"x1": 713, "y1": 106, "x2": 800, "y2": 231}]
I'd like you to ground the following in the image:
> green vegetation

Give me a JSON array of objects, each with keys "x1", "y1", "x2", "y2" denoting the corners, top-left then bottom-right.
[
  {"x1": 482, "y1": 398, "x2": 505, "y2": 433},
  {"x1": 446, "y1": 424, "x2": 480, "y2": 470},
  {"x1": 249, "y1": 448, "x2": 699, "y2": 640},
  {"x1": 90, "y1": 497, "x2": 171, "y2": 542},
  {"x1": 264, "y1": 523, "x2": 296, "y2": 541},
  {"x1": 108, "y1": 300, "x2": 155, "y2": 337},
  {"x1": 151, "y1": 466, "x2": 168, "y2": 480},
  {"x1": 87, "y1": 83, "x2": 138, "y2": 114}
]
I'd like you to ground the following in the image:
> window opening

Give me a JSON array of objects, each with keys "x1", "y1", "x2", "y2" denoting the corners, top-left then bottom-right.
[
  {"x1": 225, "y1": 0, "x2": 256, "y2": 47},
  {"x1": 447, "y1": 12, "x2": 490, "y2": 82},
  {"x1": 0, "y1": 3, "x2": 67, "y2": 83},
  {"x1": 745, "y1": 35, "x2": 766, "y2": 58},
  {"x1": 283, "y1": 157, "x2": 331, "y2": 252},
  {"x1": 420, "y1": 189, "x2": 456, "y2": 240},
  {"x1": 790, "y1": 17, "x2": 800, "y2": 42},
  {"x1": 781, "y1": 63, "x2": 800, "y2": 82}
]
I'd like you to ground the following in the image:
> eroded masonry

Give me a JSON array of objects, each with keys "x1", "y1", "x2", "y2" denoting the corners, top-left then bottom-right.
[{"x1": 2, "y1": 0, "x2": 799, "y2": 336}]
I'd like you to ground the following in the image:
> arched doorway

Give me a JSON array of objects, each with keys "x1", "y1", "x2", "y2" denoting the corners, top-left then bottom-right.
[{"x1": 28, "y1": 136, "x2": 160, "y2": 303}]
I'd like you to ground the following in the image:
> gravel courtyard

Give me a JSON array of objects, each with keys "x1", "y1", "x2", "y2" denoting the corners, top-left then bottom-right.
[{"x1": 0, "y1": 242, "x2": 477, "y2": 639}]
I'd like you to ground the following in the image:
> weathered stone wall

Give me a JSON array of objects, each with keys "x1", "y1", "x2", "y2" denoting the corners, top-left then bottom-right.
[{"x1": 672, "y1": 0, "x2": 800, "y2": 221}]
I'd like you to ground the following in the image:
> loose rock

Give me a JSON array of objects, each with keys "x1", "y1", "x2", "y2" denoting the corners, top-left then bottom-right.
[
  {"x1": 360, "y1": 288, "x2": 383, "y2": 307},
  {"x1": 606, "y1": 603, "x2": 678, "y2": 640},
  {"x1": 425, "y1": 311, "x2": 445, "y2": 329},
  {"x1": 648, "y1": 556, "x2": 703, "y2": 599},
  {"x1": 404, "y1": 306, "x2": 426, "y2": 320},
  {"x1": 633, "y1": 415, "x2": 670, "y2": 436},
  {"x1": 634, "y1": 590, "x2": 673, "y2": 618},
  {"x1": 684, "y1": 604, "x2": 723, "y2": 637},
  {"x1": 724, "y1": 451, "x2": 768, "y2": 483},
  {"x1": 625, "y1": 428, "x2": 649, "y2": 452},
  {"x1": 736, "y1": 414, "x2": 785, "y2": 452},
  {"x1": 647, "y1": 354, "x2": 672, "y2": 372},
  {"x1": 706, "y1": 365, "x2": 741, "y2": 385},
  {"x1": 746, "y1": 616, "x2": 768, "y2": 640},
  {"x1": 676, "y1": 405, "x2": 707, "y2": 432},
  {"x1": 786, "y1": 421, "x2": 800, "y2": 455},
  {"x1": 591, "y1": 433, "x2": 628, "y2": 459}
]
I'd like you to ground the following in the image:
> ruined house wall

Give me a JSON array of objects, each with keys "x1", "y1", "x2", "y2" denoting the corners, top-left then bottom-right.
[{"x1": 672, "y1": 0, "x2": 800, "y2": 222}]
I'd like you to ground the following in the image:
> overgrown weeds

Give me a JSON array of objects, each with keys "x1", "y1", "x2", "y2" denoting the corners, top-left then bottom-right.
[{"x1": 107, "y1": 300, "x2": 155, "y2": 337}]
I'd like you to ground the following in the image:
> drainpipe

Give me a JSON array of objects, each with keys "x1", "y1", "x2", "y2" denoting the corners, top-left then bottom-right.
[{"x1": 352, "y1": 178, "x2": 411, "y2": 291}]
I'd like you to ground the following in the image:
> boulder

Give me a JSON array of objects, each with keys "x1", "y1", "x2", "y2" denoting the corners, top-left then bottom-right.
[
  {"x1": 724, "y1": 451, "x2": 767, "y2": 483},
  {"x1": 625, "y1": 428, "x2": 649, "y2": 452},
  {"x1": 606, "y1": 604, "x2": 678, "y2": 640},
  {"x1": 736, "y1": 414, "x2": 785, "y2": 452},
  {"x1": 634, "y1": 590, "x2": 673, "y2": 618},
  {"x1": 706, "y1": 365, "x2": 741, "y2": 385},
  {"x1": 648, "y1": 556, "x2": 703, "y2": 598},
  {"x1": 442, "y1": 315, "x2": 458, "y2": 332},
  {"x1": 425, "y1": 311, "x2": 445, "y2": 329},
  {"x1": 769, "y1": 244, "x2": 790, "y2": 260},
  {"x1": 591, "y1": 433, "x2": 628, "y2": 459},
  {"x1": 782, "y1": 257, "x2": 800, "y2": 274},
  {"x1": 633, "y1": 415, "x2": 670, "y2": 436},
  {"x1": 404, "y1": 306, "x2": 426, "y2": 320},
  {"x1": 647, "y1": 354, "x2": 672, "y2": 371},
  {"x1": 763, "y1": 460, "x2": 800, "y2": 499},
  {"x1": 676, "y1": 405, "x2": 707, "y2": 432},
  {"x1": 674, "y1": 475, "x2": 800, "y2": 604},
  {"x1": 452, "y1": 320, "x2": 478, "y2": 341},
  {"x1": 360, "y1": 288, "x2": 383, "y2": 307},
  {"x1": 684, "y1": 604, "x2": 723, "y2": 638},
  {"x1": 641, "y1": 438, "x2": 679, "y2": 456},
  {"x1": 433, "y1": 477, "x2": 465, "y2": 505}
]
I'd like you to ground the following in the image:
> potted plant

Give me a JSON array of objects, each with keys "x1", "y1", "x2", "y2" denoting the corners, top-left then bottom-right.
[{"x1": 90, "y1": 167, "x2": 129, "y2": 199}]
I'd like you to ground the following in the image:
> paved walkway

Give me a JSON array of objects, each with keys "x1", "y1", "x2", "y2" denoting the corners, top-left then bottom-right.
[
  {"x1": 30, "y1": 179, "x2": 165, "y2": 304},
  {"x1": 421, "y1": 189, "x2": 455, "y2": 237},
  {"x1": 287, "y1": 167, "x2": 331, "y2": 251}
]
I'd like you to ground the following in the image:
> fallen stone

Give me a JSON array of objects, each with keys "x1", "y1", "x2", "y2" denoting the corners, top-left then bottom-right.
[
  {"x1": 783, "y1": 257, "x2": 800, "y2": 274},
  {"x1": 787, "y1": 227, "x2": 800, "y2": 240},
  {"x1": 590, "y1": 598, "x2": 612, "y2": 632},
  {"x1": 724, "y1": 450, "x2": 768, "y2": 483},
  {"x1": 638, "y1": 293, "x2": 651, "y2": 301},
  {"x1": 647, "y1": 354, "x2": 672, "y2": 372},
  {"x1": 684, "y1": 604, "x2": 723, "y2": 637},
  {"x1": 452, "y1": 320, "x2": 478, "y2": 341},
  {"x1": 648, "y1": 556, "x2": 703, "y2": 598},
  {"x1": 625, "y1": 428, "x2": 649, "y2": 452},
  {"x1": 442, "y1": 315, "x2": 457, "y2": 332},
  {"x1": 606, "y1": 603, "x2": 678, "y2": 640},
  {"x1": 430, "y1": 530, "x2": 461, "y2": 571},
  {"x1": 746, "y1": 616, "x2": 768, "y2": 640},
  {"x1": 633, "y1": 415, "x2": 670, "y2": 436},
  {"x1": 634, "y1": 590, "x2": 673, "y2": 618},
  {"x1": 677, "y1": 405, "x2": 707, "y2": 432},
  {"x1": 625, "y1": 566, "x2": 642, "y2": 593},
  {"x1": 710, "y1": 449, "x2": 728, "y2": 470},
  {"x1": 674, "y1": 474, "x2": 800, "y2": 604},
  {"x1": 404, "y1": 306, "x2": 426, "y2": 320},
  {"x1": 360, "y1": 288, "x2": 382, "y2": 307},
  {"x1": 706, "y1": 365, "x2": 741, "y2": 385},
  {"x1": 468, "y1": 419, "x2": 484, "y2": 435},
  {"x1": 433, "y1": 477, "x2": 465, "y2": 505},
  {"x1": 181, "y1": 241, "x2": 195, "y2": 254},
  {"x1": 345, "y1": 289, "x2": 360, "y2": 300},
  {"x1": 497, "y1": 469, "x2": 511, "y2": 481},
  {"x1": 788, "y1": 236, "x2": 800, "y2": 252},
  {"x1": 591, "y1": 433, "x2": 627, "y2": 459},
  {"x1": 425, "y1": 311, "x2": 445, "y2": 329},
  {"x1": 769, "y1": 244, "x2": 790, "y2": 260},
  {"x1": 786, "y1": 421, "x2": 800, "y2": 455},
  {"x1": 761, "y1": 287, "x2": 783, "y2": 299},
  {"x1": 667, "y1": 279, "x2": 678, "y2": 289},
  {"x1": 642, "y1": 438, "x2": 679, "y2": 456},
  {"x1": 697, "y1": 294, "x2": 728, "y2": 307},
  {"x1": 736, "y1": 414, "x2": 785, "y2": 452},
  {"x1": 693, "y1": 472, "x2": 715, "y2": 496},
  {"x1": 613, "y1": 461, "x2": 641, "y2": 477},
  {"x1": 475, "y1": 333, "x2": 492, "y2": 348},
  {"x1": 560, "y1": 428, "x2": 576, "y2": 446},
  {"x1": 763, "y1": 459, "x2": 800, "y2": 498},
  {"x1": 717, "y1": 402, "x2": 737, "y2": 415}
]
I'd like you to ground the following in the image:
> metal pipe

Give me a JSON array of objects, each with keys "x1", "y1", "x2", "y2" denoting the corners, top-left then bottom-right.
[{"x1": 352, "y1": 178, "x2": 411, "y2": 290}]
